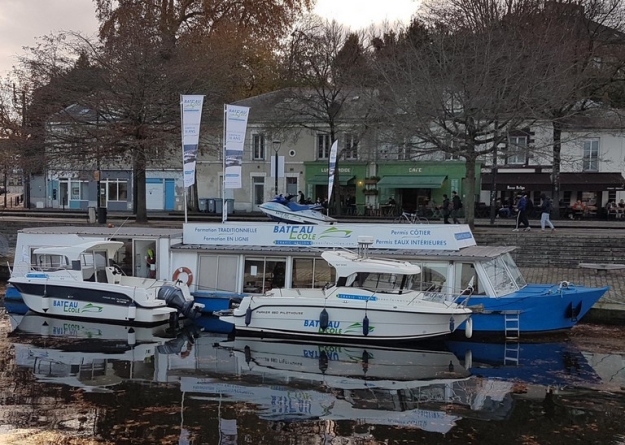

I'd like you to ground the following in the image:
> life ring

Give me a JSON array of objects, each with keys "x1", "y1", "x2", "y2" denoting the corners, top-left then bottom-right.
[{"x1": 173, "y1": 267, "x2": 193, "y2": 286}]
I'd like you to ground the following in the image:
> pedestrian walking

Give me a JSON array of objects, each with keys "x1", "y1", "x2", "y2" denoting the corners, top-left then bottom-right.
[
  {"x1": 539, "y1": 193, "x2": 556, "y2": 232},
  {"x1": 513, "y1": 193, "x2": 531, "y2": 232},
  {"x1": 451, "y1": 191, "x2": 462, "y2": 224},
  {"x1": 442, "y1": 194, "x2": 450, "y2": 224}
]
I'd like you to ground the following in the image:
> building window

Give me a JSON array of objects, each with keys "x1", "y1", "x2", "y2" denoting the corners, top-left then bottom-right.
[
  {"x1": 343, "y1": 133, "x2": 358, "y2": 160},
  {"x1": 582, "y1": 139, "x2": 599, "y2": 171},
  {"x1": 317, "y1": 134, "x2": 331, "y2": 160},
  {"x1": 70, "y1": 180, "x2": 89, "y2": 200},
  {"x1": 506, "y1": 135, "x2": 527, "y2": 165},
  {"x1": 252, "y1": 176, "x2": 265, "y2": 205},
  {"x1": 286, "y1": 177, "x2": 298, "y2": 196},
  {"x1": 105, "y1": 179, "x2": 128, "y2": 201},
  {"x1": 253, "y1": 134, "x2": 265, "y2": 160}
]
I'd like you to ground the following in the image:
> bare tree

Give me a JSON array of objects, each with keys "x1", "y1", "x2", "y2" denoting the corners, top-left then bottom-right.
[
  {"x1": 272, "y1": 18, "x2": 377, "y2": 213},
  {"x1": 372, "y1": 17, "x2": 543, "y2": 227},
  {"x1": 16, "y1": 0, "x2": 311, "y2": 222}
]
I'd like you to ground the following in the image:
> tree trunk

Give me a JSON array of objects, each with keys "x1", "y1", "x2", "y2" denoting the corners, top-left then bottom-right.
[
  {"x1": 464, "y1": 155, "x2": 477, "y2": 229},
  {"x1": 134, "y1": 151, "x2": 148, "y2": 223},
  {"x1": 551, "y1": 120, "x2": 562, "y2": 219}
]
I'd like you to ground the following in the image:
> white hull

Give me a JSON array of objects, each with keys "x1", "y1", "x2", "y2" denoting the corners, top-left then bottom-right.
[
  {"x1": 11, "y1": 275, "x2": 179, "y2": 325},
  {"x1": 220, "y1": 295, "x2": 471, "y2": 341},
  {"x1": 219, "y1": 338, "x2": 470, "y2": 388}
]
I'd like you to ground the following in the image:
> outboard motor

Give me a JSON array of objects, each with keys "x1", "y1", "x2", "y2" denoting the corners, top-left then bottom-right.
[{"x1": 158, "y1": 285, "x2": 203, "y2": 319}]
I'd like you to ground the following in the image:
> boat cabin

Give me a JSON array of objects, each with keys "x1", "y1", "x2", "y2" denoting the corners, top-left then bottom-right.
[
  {"x1": 324, "y1": 251, "x2": 421, "y2": 294},
  {"x1": 31, "y1": 241, "x2": 125, "y2": 284}
]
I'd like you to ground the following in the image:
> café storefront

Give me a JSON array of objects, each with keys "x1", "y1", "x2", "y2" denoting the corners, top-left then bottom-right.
[{"x1": 377, "y1": 161, "x2": 480, "y2": 212}]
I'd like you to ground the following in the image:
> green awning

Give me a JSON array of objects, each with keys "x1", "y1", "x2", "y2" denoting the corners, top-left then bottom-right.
[
  {"x1": 307, "y1": 175, "x2": 355, "y2": 185},
  {"x1": 377, "y1": 175, "x2": 447, "y2": 188}
]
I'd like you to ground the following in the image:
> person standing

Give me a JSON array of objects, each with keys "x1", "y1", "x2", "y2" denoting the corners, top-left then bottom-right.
[
  {"x1": 442, "y1": 194, "x2": 451, "y2": 224},
  {"x1": 513, "y1": 193, "x2": 531, "y2": 232},
  {"x1": 451, "y1": 191, "x2": 462, "y2": 224},
  {"x1": 298, "y1": 190, "x2": 305, "y2": 204},
  {"x1": 539, "y1": 193, "x2": 556, "y2": 232}
]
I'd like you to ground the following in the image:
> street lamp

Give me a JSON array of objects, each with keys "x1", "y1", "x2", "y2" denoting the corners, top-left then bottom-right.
[{"x1": 273, "y1": 140, "x2": 281, "y2": 196}]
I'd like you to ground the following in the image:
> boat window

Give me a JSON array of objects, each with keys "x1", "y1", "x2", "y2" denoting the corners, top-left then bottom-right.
[
  {"x1": 453, "y1": 262, "x2": 487, "y2": 295},
  {"x1": 243, "y1": 257, "x2": 287, "y2": 293},
  {"x1": 93, "y1": 251, "x2": 108, "y2": 283},
  {"x1": 292, "y1": 257, "x2": 335, "y2": 288},
  {"x1": 500, "y1": 253, "x2": 527, "y2": 289},
  {"x1": 35, "y1": 254, "x2": 69, "y2": 271},
  {"x1": 410, "y1": 262, "x2": 447, "y2": 292},
  {"x1": 198, "y1": 255, "x2": 238, "y2": 293},
  {"x1": 358, "y1": 273, "x2": 403, "y2": 293},
  {"x1": 482, "y1": 256, "x2": 518, "y2": 296}
]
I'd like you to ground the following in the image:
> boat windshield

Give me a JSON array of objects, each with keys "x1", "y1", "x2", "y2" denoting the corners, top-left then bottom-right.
[
  {"x1": 346, "y1": 272, "x2": 413, "y2": 293},
  {"x1": 482, "y1": 253, "x2": 526, "y2": 297},
  {"x1": 34, "y1": 254, "x2": 69, "y2": 271}
]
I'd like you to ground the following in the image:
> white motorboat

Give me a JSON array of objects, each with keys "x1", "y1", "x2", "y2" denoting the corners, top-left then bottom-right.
[
  {"x1": 9, "y1": 240, "x2": 204, "y2": 325},
  {"x1": 218, "y1": 237, "x2": 473, "y2": 341}
]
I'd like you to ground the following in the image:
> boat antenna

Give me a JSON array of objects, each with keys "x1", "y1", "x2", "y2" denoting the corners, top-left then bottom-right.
[{"x1": 357, "y1": 236, "x2": 374, "y2": 259}]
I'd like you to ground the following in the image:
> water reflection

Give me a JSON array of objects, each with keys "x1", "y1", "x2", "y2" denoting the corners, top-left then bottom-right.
[{"x1": 3, "y1": 312, "x2": 625, "y2": 444}]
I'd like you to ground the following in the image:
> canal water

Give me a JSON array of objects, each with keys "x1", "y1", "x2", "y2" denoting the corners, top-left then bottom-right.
[{"x1": 1, "y1": 308, "x2": 625, "y2": 445}]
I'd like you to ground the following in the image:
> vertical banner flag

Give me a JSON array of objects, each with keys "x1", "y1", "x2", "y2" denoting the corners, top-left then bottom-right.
[
  {"x1": 327, "y1": 140, "x2": 338, "y2": 205},
  {"x1": 181, "y1": 95, "x2": 204, "y2": 188},
  {"x1": 224, "y1": 104, "x2": 250, "y2": 189}
]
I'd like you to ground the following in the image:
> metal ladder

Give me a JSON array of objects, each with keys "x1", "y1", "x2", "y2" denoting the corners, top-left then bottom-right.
[
  {"x1": 504, "y1": 311, "x2": 521, "y2": 340},
  {"x1": 504, "y1": 341, "x2": 520, "y2": 366}
]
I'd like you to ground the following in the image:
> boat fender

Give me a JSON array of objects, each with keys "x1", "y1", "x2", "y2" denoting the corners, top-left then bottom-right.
[
  {"x1": 172, "y1": 267, "x2": 194, "y2": 286},
  {"x1": 319, "y1": 309, "x2": 329, "y2": 330},
  {"x1": 41, "y1": 297, "x2": 49, "y2": 312},
  {"x1": 127, "y1": 304, "x2": 137, "y2": 321},
  {"x1": 464, "y1": 350, "x2": 473, "y2": 369},
  {"x1": 464, "y1": 318, "x2": 473, "y2": 339},
  {"x1": 245, "y1": 306, "x2": 252, "y2": 326},
  {"x1": 40, "y1": 320, "x2": 50, "y2": 337},
  {"x1": 244, "y1": 345, "x2": 251, "y2": 364},
  {"x1": 362, "y1": 315, "x2": 370, "y2": 336},
  {"x1": 128, "y1": 327, "x2": 136, "y2": 346},
  {"x1": 449, "y1": 316, "x2": 455, "y2": 333},
  {"x1": 319, "y1": 351, "x2": 329, "y2": 373}
]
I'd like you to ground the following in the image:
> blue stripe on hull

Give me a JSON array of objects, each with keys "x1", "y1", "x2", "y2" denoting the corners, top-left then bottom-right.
[{"x1": 12, "y1": 283, "x2": 134, "y2": 306}]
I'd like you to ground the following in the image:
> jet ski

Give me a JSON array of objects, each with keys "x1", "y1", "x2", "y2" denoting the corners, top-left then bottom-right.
[{"x1": 259, "y1": 195, "x2": 336, "y2": 224}]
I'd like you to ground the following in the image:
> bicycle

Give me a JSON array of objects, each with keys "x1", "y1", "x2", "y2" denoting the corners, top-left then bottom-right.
[{"x1": 393, "y1": 211, "x2": 429, "y2": 224}]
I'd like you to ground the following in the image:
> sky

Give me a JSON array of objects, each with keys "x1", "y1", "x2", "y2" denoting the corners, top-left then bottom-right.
[{"x1": 0, "y1": 0, "x2": 420, "y2": 77}]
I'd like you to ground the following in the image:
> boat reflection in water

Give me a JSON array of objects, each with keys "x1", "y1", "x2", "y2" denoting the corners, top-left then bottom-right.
[
  {"x1": 9, "y1": 313, "x2": 203, "y2": 392},
  {"x1": 7, "y1": 313, "x2": 624, "y2": 441},
  {"x1": 191, "y1": 338, "x2": 472, "y2": 433}
]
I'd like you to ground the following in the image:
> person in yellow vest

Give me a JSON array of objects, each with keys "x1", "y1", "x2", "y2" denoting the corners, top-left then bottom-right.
[{"x1": 146, "y1": 248, "x2": 156, "y2": 278}]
